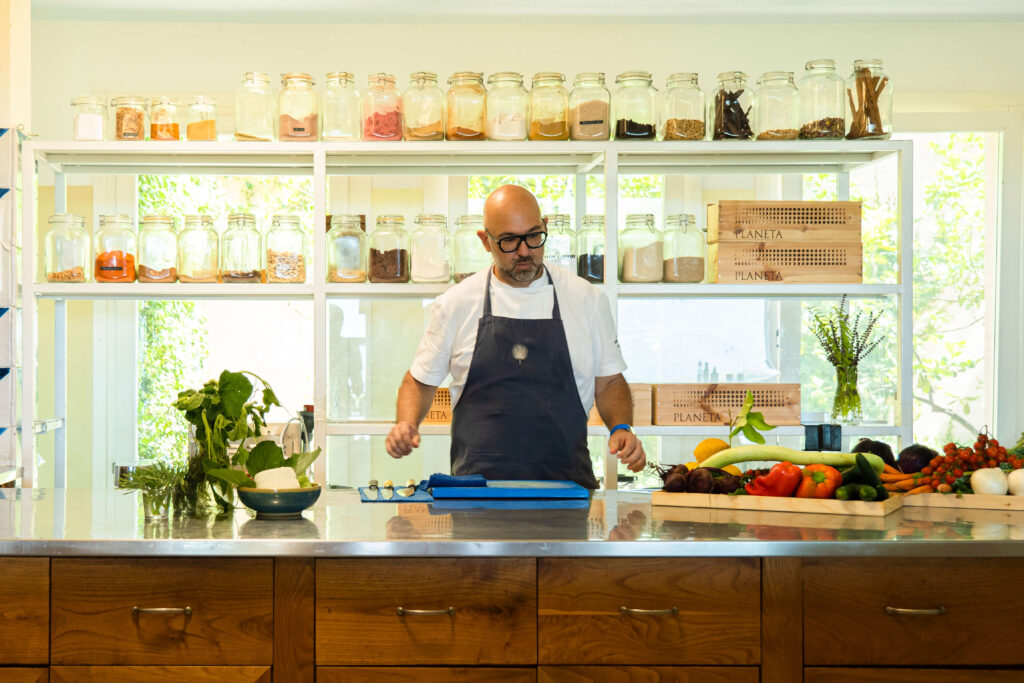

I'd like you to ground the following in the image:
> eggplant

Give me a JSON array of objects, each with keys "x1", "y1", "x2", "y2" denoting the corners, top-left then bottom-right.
[
  {"x1": 898, "y1": 443, "x2": 938, "y2": 474},
  {"x1": 852, "y1": 438, "x2": 896, "y2": 468}
]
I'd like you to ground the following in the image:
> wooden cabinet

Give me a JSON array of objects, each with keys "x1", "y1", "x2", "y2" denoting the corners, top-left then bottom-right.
[
  {"x1": 804, "y1": 558, "x2": 1024, "y2": 667},
  {"x1": 538, "y1": 667, "x2": 759, "y2": 682},
  {"x1": 538, "y1": 558, "x2": 760, "y2": 666},
  {"x1": 49, "y1": 667, "x2": 271, "y2": 682},
  {"x1": 805, "y1": 668, "x2": 1024, "y2": 682},
  {"x1": 318, "y1": 668, "x2": 537, "y2": 682},
  {"x1": 316, "y1": 558, "x2": 536, "y2": 666},
  {"x1": 50, "y1": 558, "x2": 274, "y2": 666},
  {"x1": 0, "y1": 558, "x2": 49, "y2": 665}
]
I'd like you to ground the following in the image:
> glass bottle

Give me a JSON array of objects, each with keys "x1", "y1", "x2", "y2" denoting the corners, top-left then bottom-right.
[
  {"x1": 177, "y1": 215, "x2": 219, "y2": 283},
  {"x1": 45, "y1": 213, "x2": 90, "y2": 283},
  {"x1": 266, "y1": 215, "x2": 308, "y2": 283},
  {"x1": 138, "y1": 215, "x2": 178, "y2": 282},
  {"x1": 326, "y1": 214, "x2": 367, "y2": 282},
  {"x1": 186, "y1": 96, "x2": 217, "y2": 141},
  {"x1": 363, "y1": 73, "x2": 403, "y2": 141},
  {"x1": 446, "y1": 72, "x2": 487, "y2": 140},
  {"x1": 452, "y1": 214, "x2": 490, "y2": 283},
  {"x1": 576, "y1": 215, "x2": 605, "y2": 284},
  {"x1": 220, "y1": 213, "x2": 262, "y2": 283},
  {"x1": 278, "y1": 73, "x2": 319, "y2": 141},
  {"x1": 662, "y1": 214, "x2": 705, "y2": 283},
  {"x1": 111, "y1": 96, "x2": 146, "y2": 141},
  {"x1": 711, "y1": 71, "x2": 754, "y2": 140},
  {"x1": 754, "y1": 71, "x2": 799, "y2": 140},
  {"x1": 94, "y1": 214, "x2": 137, "y2": 282},
  {"x1": 71, "y1": 96, "x2": 105, "y2": 141},
  {"x1": 411, "y1": 214, "x2": 451, "y2": 283},
  {"x1": 403, "y1": 72, "x2": 445, "y2": 141},
  {"x1": 369, "y1": 215, "x2": 410, "y2": 283},
  {"x1": 846, "y1": 59, "x2": 892, "y2": 139},
  {"x1": 486, "y1": 72, "x2": 529, "y2": 141},
  {"x1": 149, "y1": 97, "x2": 181, "y2": 141},
  {"x1": 662, "y1": 73, "x2": 706, "y2": 140},
  {"x1": 613, "y1": 71, "x2": 657, "y2": 140},
  {"x1": 619, "y1": 213, "x2": 663, "y2": 283},
  {"x1": 235, "y1": 72, "x2": 276, "y2": 141},
  {"x1": 529, "y1": 72, "x2": 570, "y2": 141},
  {"x1": 569, "y1": 73, "x2": 611, "y2": 140},
  {"x1": 543, "y1": 213, "x2": 575, "y2": 271},
  {"x1": 323, "y1": 72, "x2": 362, "y2": 141},
  {"x1": 798, "y1": 59, "x2": 845, "y2": 139}
]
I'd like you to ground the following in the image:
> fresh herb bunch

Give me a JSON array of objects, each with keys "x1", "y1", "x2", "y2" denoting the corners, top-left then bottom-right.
[
  {"x1": 119, "y1": 460, "x2": 186, "y2": 492},
  {"x1": 206, "y1": 440, "x2": 321, "y2": 490},
  {"x1": 727, "y1": 389, "x2": 777, "y2": 446},
  {"x1": 811, "y1": 294, "x2": 883, "y2": 368}
]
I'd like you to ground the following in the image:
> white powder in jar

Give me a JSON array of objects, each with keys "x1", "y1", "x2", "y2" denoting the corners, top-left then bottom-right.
[
  {"x1": 74, "y1": 113, "x2": 104, "y2": 141},
  {"x1": 488, "y1": 112, "x2": 527, "y2": 140}
]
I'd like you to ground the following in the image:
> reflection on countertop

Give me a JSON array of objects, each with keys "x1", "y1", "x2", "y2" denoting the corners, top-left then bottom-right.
[{"x1": 2, "y1": 488, "x2": 1024, "y2": 557}]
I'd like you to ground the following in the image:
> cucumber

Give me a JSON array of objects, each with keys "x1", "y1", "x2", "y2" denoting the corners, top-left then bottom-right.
[
  {"x1": 699, "y1": 445, "x2": 884, "y2": 474},
  {"x1": 856, "y1": 453, "x2": 880, "y2": 487},
  {"x1": 835, "y1": 484, "x2": 857, "y2": 501},
  {"x1": 874, "y1": 484, "x2": 889, "y2": 501},
  {"x1": 839, "y1": 465, "x2": 861, "y2": 485},
  {"x1": 857, "y1": 484, "x2": 878, "y2": 501}
]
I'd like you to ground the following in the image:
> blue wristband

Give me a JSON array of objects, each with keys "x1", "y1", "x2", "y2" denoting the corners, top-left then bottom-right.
[{"x1": 610, "y1": 424, "x2": 632, "y2": 436}]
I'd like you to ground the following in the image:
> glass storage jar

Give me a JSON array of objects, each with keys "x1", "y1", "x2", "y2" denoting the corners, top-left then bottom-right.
[
  {"x1": 411, "y1": 214, "x2": 451, "y2": 283},
  {"x1": 529, "y1": 72, "x2": 570, "y2": 141},
  {"x1": 662, "y1": 73, "x2": 706, "y2": 140},
  {"x1": 327, "y1": 214, "x2": 367, "y2": 282},
  {"x1": 266, "y1": 215, "x2": 307, "y2": 283},
  {"x1": 149, "y1": 97, "x2": 181, "y2": 141},
  {"x1": 798, "y1": 59, "x2": 845, "y2": 139},
  {"x1": 363, "y1": 73, "x2": 403, "y2": 141},
  {"x1": 712, "y1": 71, "x2": 754, "y2": 140},
  {"x1": 138, "y1": 215, "x2": 178, "y2": 282},
  {"x1": 754, "y1": 71, "x2": 799, "y2": 140},
  {"x1": 235, "y1": 72, "x2": 276, "y2": 141},
  {"x1": 576, "y1": 214, "x2": 605, "y2": 284},
  {"x1": 543, "y1": 213, "x2": 575, "y2": 271},
  {"x1": 111, "y1": 96, "x2": 146, "y2": 141},
  {"x1": 71, "y1": 96, "x2": 105, "y2": 141},
  {"x1": 662, "y1": 214, "x2": 705, "y2": 283},
  {"x1": 369, "y1": 215, "x2": 410, "y2": 283},
  {"x1": 569, "y1": 73, "x2": 611, "y2": 140},
  {"x1": 186, "y1": 96, "x2": 217, "y2": 141},
  {"x1": 45, "y1": 213, "x2": 90, "y2": 283},
  {"x1": 619, "y1": 213, "x2": 663, "y2": 283},
  {"x1": 403, "y1": 72, "x2": 445, "y2": 141},
  {"x1": 486, "y1": 72, "x2": 529, "y2": 141},
  {"x1": 447, "y1": 72, "x2": 487, "y2": 140},
  {"x1": 279, "y1": 73, "x2": 319, "y2": 141},
  {"x1": 220, "y1": 213, "x2": 262, "y2": 283},
  {"x1": 94, "y1": 214, "x2": 137, "y2": 282},
  {"x1": 453, "y1": 214, "x2": 490, "y2": 282},
  {"x1": 613, "y1": 71, "x2": 657, "y2": 140},
  {"x1": 323, "y1": 72, "x2": 361, "y2": 141},
  {"x1": 177, "y1": 215, "x2": 219, "y2": 283},
  {"x1": 846, "y1": 59, "x2": 892, "y2": 139}
]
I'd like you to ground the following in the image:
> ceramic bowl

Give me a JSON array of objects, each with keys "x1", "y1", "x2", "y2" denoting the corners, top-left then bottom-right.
[{"x1": 236, "y1": 484, "x2": 321, "y2": 520}]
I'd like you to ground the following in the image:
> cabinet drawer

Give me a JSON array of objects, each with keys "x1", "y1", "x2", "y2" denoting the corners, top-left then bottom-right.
[
  {"x1": 318, "y1": 668, "x2": 537, "y2": 682},
  {"x1": 805, "y1": 558, "x2": 1024, "y2": 666},
  {"x1": 51, "y1": 558, "x2": 273, "y2": 666},
  {"x1": 538, "y1": 558, "x2": 760, "y2": 665},
  {"x1": 539, "y1": 667, "x2": 759, "y2": 682},
  {"x1": 805, "y1": 668, "x2": 1024, "y2": 683},
  {"x1": 316, "y1": 558, "x2": 536, "y2": 666},
  {"x1": 50, "y1": 667, "x2": 271, "y2": 682},
  {"x1": 0, "y1": 670, "x2": 47, "y2": 683},
  {"x1": 0, "y1": 558, "x2": 49, "y2": 664}
]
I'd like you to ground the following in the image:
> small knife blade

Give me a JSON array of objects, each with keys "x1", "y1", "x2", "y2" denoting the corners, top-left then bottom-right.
[{"x1": 380, "y1": 480, "x2": 394, "y2": 500}]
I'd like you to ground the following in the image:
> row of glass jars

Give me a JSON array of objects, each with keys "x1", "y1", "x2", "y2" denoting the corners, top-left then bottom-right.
[
  {"x1": 71, "y1": 96, "x2": 220, "y2": 141},
  {"x1": 44, "y1": 214, "x2": 308, "y2": 283}
]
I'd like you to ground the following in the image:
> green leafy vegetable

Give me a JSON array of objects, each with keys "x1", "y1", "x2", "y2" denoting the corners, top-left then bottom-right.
[{"x1": 727, "y1": 390, "x2": 776, "y2": 446}]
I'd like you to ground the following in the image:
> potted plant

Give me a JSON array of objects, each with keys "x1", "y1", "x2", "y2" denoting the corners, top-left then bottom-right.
[
  {"x1": 811, "y1": 295, "x2": 883, "y2": 425},
  {"x1": 119, "y1": 460, "x2": 186, "y2": 520}
]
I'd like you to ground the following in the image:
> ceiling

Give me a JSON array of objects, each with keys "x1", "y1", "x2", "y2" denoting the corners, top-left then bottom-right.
[{"x1": 31, "y1": 0, "x2": 1024, "y2": 23}]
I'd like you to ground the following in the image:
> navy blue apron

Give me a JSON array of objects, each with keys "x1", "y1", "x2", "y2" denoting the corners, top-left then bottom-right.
[{"x1": 450, "y1": 268, "x2": 598, "y2": 489}]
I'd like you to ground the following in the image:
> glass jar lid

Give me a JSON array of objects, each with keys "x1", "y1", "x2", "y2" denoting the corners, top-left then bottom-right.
[
  {"x1": 456, "y1": 214, "x2": 484, "y2": 226},
  {"x1": 99, "y1": 214, "x2": 134, "y2": 228},
  {"x1": 368, "y1": 72, "x2": 397, "y2": 87},
  {"x1": 111, "y1": 96, "x2": 146, "y2": 108},
  {"x1": 142, "y1": 214, "x2": 175, "y2": 225},
  {"x1": 184, "y1": 215, "x2": 215, "y2": 227},
  {"x1": 415, "y1": 214, "x2": 447, "y2": 227},
  {"x1": 487, "y1": 71, "x2": 524, "y2": 85},
  {"x1": 665, "y1": 214, "x2": 695, "y2": 227},
  {"x1": 331, "y1": 214, "x2": 363, "y2": 229},
  {"x1": 757, "y1": 71, "x2": 795, "y2": 86},
  {"x1": 544, "y1": 213, "x2": 570, "y2": 228},
  {"x1": 409, "y1": 71, "x2": 439, "y2": 86},
  {"x1": 573, "y1": 72, "x2": 606, "y2": 86},
  {"x1": 281, "y1": 72, "x2": 314, "y2": 85},
  {"x1": 666, "y1": 72, "x2": 699, "y2": 87},
  {"x1": 581, "y1": 214, "x2": 605, "y2": 228},
  {"x1": 449, "y1": 71, "x2": 484, "y2": 85},
  {"x1": 71, "y1": 95, "x2": 105, "y2": 107},
  {"x1": 149, "y1": 96, "x2": 180, "y2": 109},
  {"x1": 242, "y1": 72, "x2": 271, "y2": 86},
  {"x1": 532, "y1": 72, "x2": 565, "y2": 86},
  {"x1": 716, "y1": 71, "x2": 748, "y2": 84},
  {"x1": 852, "y1": 58, "x2": 884, "y2": 70},
  {"x1": 805, "y1": 59, "x2": 836, "y2": 72},
  {"x1": 273, "y1": 215, "x2": 301, "y2": 227},
  {"x1": 187, "y1": 95, "x2": 217, "y2": 108},
  {"x1": 625, "y1": 213, "x2": 653, "y2": 226},
  {"x1": 326, "y1": 71, "x2": 355, "y2": 84},
  {"x1": 49, "y1": 213, "x2": 86, "y2": 226},
  {"x1": 227, "y1": 212, "x2": 257, "y2": 225},
  {"x1": 376, "y1": 214, "x2": 405, "y2": 226},
  {"x1": 615, "y1": 71, "x2": 653, "y2": 84}
]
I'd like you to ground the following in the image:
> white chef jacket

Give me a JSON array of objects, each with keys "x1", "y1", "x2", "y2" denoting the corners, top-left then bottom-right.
[{"x1": 410, "y1": 264, "x2": 627, "y2": 412}]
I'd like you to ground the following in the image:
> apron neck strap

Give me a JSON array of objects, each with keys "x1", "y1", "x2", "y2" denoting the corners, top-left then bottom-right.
[{"x1": 484, "y1": 267, "x2": 561, "y2": 319}]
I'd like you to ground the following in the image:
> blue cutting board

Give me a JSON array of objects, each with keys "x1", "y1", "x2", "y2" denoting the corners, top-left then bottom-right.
[{"x1": 430, "y1": 480, "x2": 589, "y2": 500}]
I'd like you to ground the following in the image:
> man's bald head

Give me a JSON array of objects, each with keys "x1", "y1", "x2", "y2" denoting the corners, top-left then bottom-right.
[{"x1": 483, "y1": 185, "x2": 542, "y2": 234}]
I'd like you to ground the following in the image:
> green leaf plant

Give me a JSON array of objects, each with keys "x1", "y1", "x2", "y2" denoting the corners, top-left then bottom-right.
[{"x1": 727, "y1": 390, "x2": 777, "y2": 446}]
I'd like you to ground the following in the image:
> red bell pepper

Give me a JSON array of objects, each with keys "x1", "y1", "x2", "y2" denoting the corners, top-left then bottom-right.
[
  {"x1": 745, "y1": 461, "x2": 802, "y2": 497},
  {"x1": 795, "y1": 464, "x2": 843, "y2": 499}
]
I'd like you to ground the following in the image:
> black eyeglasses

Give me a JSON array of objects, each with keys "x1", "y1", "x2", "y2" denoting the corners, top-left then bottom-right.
[{"x1": 485, "y1": 230, "x2": 548, "y2": 253}]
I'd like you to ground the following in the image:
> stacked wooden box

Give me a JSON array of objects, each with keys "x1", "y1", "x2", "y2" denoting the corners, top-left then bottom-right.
[{"x1": 653, "y1": 383, "x2": 801, "y2": 426}]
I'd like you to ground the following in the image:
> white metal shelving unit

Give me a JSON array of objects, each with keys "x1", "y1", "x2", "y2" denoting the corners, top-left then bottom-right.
[{"x1": 21, "y1": 139, "x2": 913, "y2": 488}]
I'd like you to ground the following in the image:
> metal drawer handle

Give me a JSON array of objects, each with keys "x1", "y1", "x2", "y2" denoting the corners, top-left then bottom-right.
[
  {"x1": 397, "y1": 606, "x2": 455, "y2": 617},
  {"x1": 132, "y1": 606, "x2": 193, "y2": 617},
  {"x1": 885, "y1": 606, "x2": 946, "y2": 616},
  {"x1": 620, "y1": 606, "x2": 679, "y2": 617}
]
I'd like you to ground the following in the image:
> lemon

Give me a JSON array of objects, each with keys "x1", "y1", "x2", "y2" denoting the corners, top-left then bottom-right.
[
  {"x1": 694, "y1": 438, "x2": 730, "y2": 463},
  {"x1": 684, "y1": 461, "x2": 699, "y2": 470},
  {"x1": 723, "y1": 465, "x2": 743, "y2": 476}
]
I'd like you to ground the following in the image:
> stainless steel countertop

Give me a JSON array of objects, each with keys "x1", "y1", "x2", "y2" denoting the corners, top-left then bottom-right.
[{"x1": 2, "y1": 488, "x2": 1024, "y2": 557}]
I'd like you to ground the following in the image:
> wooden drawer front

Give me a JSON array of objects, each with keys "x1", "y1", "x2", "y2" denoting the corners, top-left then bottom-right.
[
  {"x1": 0, "y1": 558, "x2": 49, "y2": 664},
  {"x1": 318, "y1": 668, "x2": 537, "y2": 682},
  {"x1": 316, "y1": 558, "x2": 536, "y2": 666},
  {"x1": 805, "y1": 669, "x2": 1024, "y2": 683},
  {"x1": 539, "y1": 667, "x2": 759, "y2": 682},
  {"x1": 50, "y1": 667, "x2": 271, "y2": 682},
  {"x1": 51, "y1": 558, "x2": 274, "y2": 666},
  {"x1": 0, "y1": 670, "x2": 48, "y2": 683},
  {"x1": 805, "y1": 558, "x2": 1024, "y2": 666},
  {"x1": 538, "y1": 558, "x2": 760, "y2": 665}
]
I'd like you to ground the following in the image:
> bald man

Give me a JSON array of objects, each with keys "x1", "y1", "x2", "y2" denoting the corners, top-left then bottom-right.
[{"x1": 385, "y1": 185, "x2": 645, "y2": 488}]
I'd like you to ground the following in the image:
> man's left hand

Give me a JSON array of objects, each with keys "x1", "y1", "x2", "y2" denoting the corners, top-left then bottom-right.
[{"x1": 609, "y1": 430, "x2": 646, "y2": 472}]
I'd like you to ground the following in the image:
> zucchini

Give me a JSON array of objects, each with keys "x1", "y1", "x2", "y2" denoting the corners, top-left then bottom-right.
[
  {"x1": 874, "y1": 484, "x2": 889, "y2": 501},
  {"x1": 835, "y1": 484, "x2": 857, "y2": 501},
  {"x1": 856, "y1": 453, "x2": 880, "y2": 487},
  {"x1": 857, "y1": 484, "x2": 878, "y2": 501},
  {"x1": 839, "y1": 465, "x2": 861, "y2": 485},
  {"x1": 699, "y1": 445, "x2": 884, "y2": 474}
]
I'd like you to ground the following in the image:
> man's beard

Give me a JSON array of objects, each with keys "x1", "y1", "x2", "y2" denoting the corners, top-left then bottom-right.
[{"x1": 499, "y1": 256, "x2": 542, "y2": 284}]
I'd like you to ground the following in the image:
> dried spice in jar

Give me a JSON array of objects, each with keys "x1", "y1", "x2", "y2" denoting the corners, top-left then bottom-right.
[
  {"x1": 95, "y1": 251, "x2": 137, "y2": 282},
  {"x1": 186, "y1": 96, "x2": 217, "y2": 141},
  {"x1": 712, "y1": 72, "x2": 753, "y2": 140},
  {"x1": 569, "y1": 73, "x2": 611, "y2": 140},
  {"x1": 266, "y1": 215, "x2": 308, "y2": 283},
  {"x1": 529, "y1": 72, "x2": 570, "y2": 141},
  {"x1": 403, "y1": 72, "x2": 445, "y2": 141},
  {"x1": 447, "y1": 72, "x2": 487, "y2": 140},
  {"x1": 364, "y1": 73, "x2": 403, "y2": 141},
  {"x1": 112, "y1": 96, "x2": 145, "y2": 140},
  {"x1": 846, "y1": 59, "x2": 892, "y2": 140},
  {"x1": 612, "y1": 71, "x2": 657, "y2": 140},
  {"x1": 149, "y1": 97, "x2": 181, "y2": 141},
  {"x1": 798, "y1": 59, "x2": 845, "y2": 139},
  {"x1": 94, "y1": 214, "x2": 137, "y2": 282},
  {"x1": 279, "y1": 73, "x2": 319, "y2": 141},
  {"x1": 45, "y1": 213, "x2": 90, "y2": 282},
  {"x1": 370, "y1": 248, "x2": 410, "y2": 283},
  {"x1": 662, "y1": 73, "x2": 706, "y2": 141}
]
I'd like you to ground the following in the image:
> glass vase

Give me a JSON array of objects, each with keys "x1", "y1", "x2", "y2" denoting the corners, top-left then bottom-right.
[
  {"x1": 831, "y1": 365, "x2": 863, "y2": 425},
  {"x1": 180, "y1": 448, "x2": 235, "y2": 517},
  {"x1": 141, "y1": 488, "x2": 173, "y2": 520}
]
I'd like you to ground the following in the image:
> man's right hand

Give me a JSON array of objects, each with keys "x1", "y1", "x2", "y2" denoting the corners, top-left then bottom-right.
[{"x1": 386, "y1": 421, "x2": 421, "y2": 458}]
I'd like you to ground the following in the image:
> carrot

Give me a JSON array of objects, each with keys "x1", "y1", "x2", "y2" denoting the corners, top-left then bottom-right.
[
  {"x1": 883, "y1": 482, "x2": 907, "y2": 492},
  {"x1": 880, "y1": 472, "x2": 916, "y2": 483},
  {"x1": 906, "y1": 484, "x2": 934, "y2": 495},
  {"x1": 883, "y1": 464, "x2": 902, "y2": 475},
  {"x1": 891, "y1": 478, "x2": 921, "y2": 491}
]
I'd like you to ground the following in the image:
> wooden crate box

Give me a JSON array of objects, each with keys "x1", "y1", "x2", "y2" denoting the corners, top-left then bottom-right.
[
  {"x1": 708, "y1": 200, "x2": 862, "y2": 243},
  {"x1": 421, "y1": 387, "x2": 453, "y2": 425},
  {"x1": 709, "y1": 241, "x2": 863, "y2": 284},
  {"x1": 654, "y1": 383, "x2": 801, "y2": 426},
  {"x1": 587, "y1": 383, "x2": 653, "y2": 427}
]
